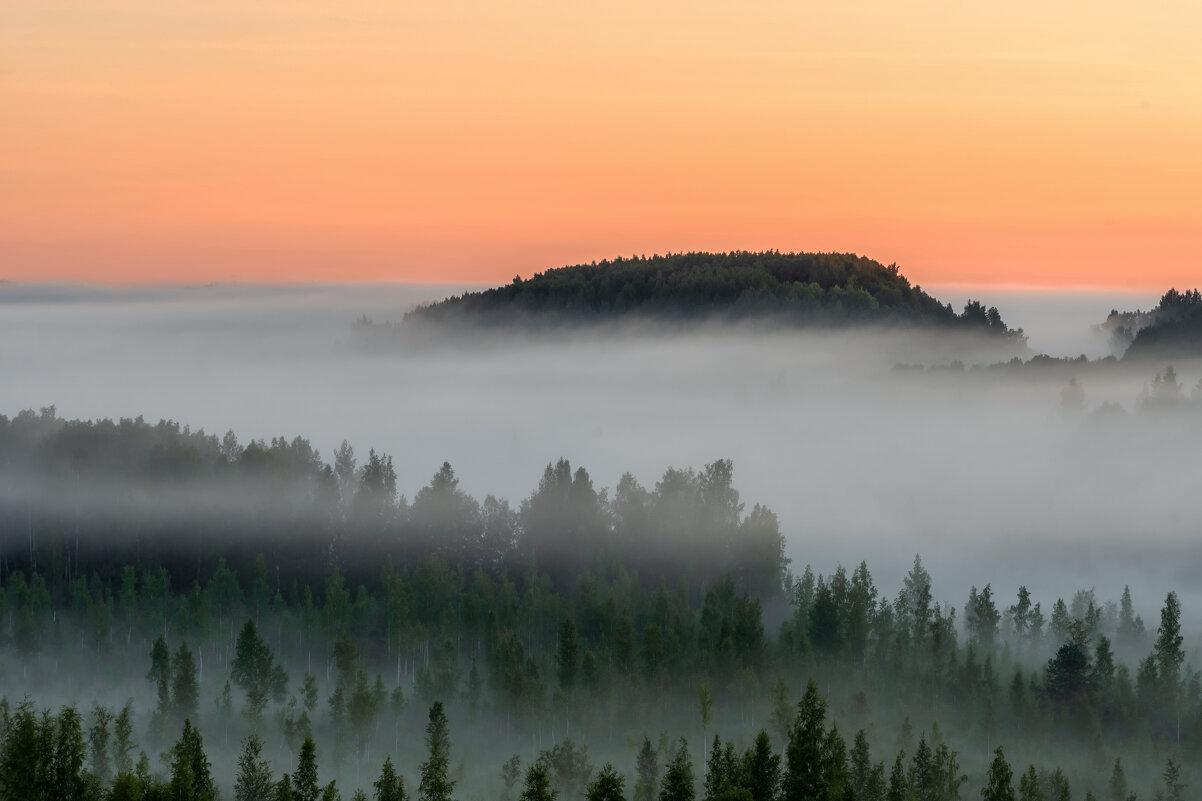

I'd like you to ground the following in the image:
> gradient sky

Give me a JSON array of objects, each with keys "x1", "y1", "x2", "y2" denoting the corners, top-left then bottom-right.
[{"x1": 4, "y1": 0, "x2": 1201, "y2": 286}]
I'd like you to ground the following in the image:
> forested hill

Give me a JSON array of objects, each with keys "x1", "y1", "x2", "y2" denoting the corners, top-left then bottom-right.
[
  {"x1": 1102, "y1": 288, "x2": 1202, "y2": 360},
  {"x1": 403, "y1": 251, "x2": 1025, "y2": 339}
]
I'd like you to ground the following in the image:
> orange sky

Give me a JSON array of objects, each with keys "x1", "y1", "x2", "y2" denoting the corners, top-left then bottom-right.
[{"x1": 3, "y1": 0, "x2": 1201, "y2": 287}]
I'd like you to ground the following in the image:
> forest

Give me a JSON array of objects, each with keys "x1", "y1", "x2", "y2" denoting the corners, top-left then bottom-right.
[
  {"x1": 1101, "y1": 289, "x2": 1202, "y2": 360},
  {"x1": 0, "y1": 409, "x2": 1199, "y2": 800},
  {"x1": 398, "y1": 252, "x2": 1025, "y2": 343}
]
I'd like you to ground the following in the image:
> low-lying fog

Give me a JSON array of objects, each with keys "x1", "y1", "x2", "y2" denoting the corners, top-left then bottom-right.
[{"x1": 1, "y1": 282, "x2": 1195, "y2": 627}]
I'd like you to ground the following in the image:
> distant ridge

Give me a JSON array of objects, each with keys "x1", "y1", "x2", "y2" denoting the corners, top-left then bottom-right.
[
  {"x1": 1100, "y1": 288, "x2": 1202, "y2": 360},
  {"x1": 404, "y1": 250, "x2": 1025, "y2": 339}
]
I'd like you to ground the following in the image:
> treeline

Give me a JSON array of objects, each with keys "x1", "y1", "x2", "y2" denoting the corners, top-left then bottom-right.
[
  {"x1": 1101, "y1": 288, "x2": 1202, "y2": 360},
  {"x1": 1, "y1": 687, "x2": 1193, "y2": 801},
  {"x1": 0, "y1": 408, "x2": 787, "y2": 598},
  {"x1": 399, "y1": 251, "x2": 1026, "y2": 342},
  {"x1": 1, "y1": 544, "x2": 1199, "y2": 796}
]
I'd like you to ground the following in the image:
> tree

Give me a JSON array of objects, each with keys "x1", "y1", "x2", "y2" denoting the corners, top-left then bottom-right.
[
  {"x1": 172, "y1": 642, "x2": 200, "y2": 724},
  {"x1": 1161, "y1": 759, "x2": 1185, "y2": 801},
  {"x1": 232, "y1": 619, "x2": 289, "y2": 724},
  {"x1": 587, "y1": 764, "x2": 627, "y2": 801},
  {"x1": 169, "y1": 720, "x2": 214, "y2": 801},
  {"x1": 965, "y1": 585, "x2": 1000, "y2": 650},
  {"x1": 698, "y1": 685, "x2": 714, "y2": 756},
  {"x1": 1106, "y1": 760, "x2": 1126, "y2": 801},
  {"x1": 742, "y1": 731, "x2": 781, "y2": 801},
  {"x1": 418, "y1": 702, "x2": 455, "y2": 801},
  {"x1": 1153, "y1": 591, "x2": 1184, "y2": 736},
  {"x1": 1018, "y1": 766, "x2": 1041, "y2": 801},
  {"x1": 149, "y1": 635, "x2": 172, "y2": 716},
  {"x1": 501, "y1": 756, "x2": 523, "y2": 801},
  {"x1": 660, "y1": 740, "x2": 695, "y2": 801},
  {"x1": 558, "y1": 618, "x2": 581, "y2": 692},
  {"x1": 374, "y1": 757, "x2": 407, "y2": 801},
  {"x1": 980, "y1": 748, "x2": 1014, "y2": 801},
  {"x1": 783, "y1": 681, "x2": 828, "y2": 801},
  {"x1": 634, "y1": 738, "x2": 659, "y2": 801},
  {"x1": 113, "y1": 704, "x2": 135, "y2": 776},
  {"x1": 294, "y1": 738, "x2": 320, "y2": 801},
  {"x1": 521, "y1": 762, "x2": 558, "y2": 801},
  {"x1": 235, "y1": 734, "x2": 275, "y2": 801},
  {"x1": 52, "y1": 706, "x2": 88, "y2": 801},
  {"x1": 87, "y1": 705, "x2": 112, "y2": 782}
]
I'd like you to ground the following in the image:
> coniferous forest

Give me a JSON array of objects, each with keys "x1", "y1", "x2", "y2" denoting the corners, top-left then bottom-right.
[{"x1": 0, "y1": 408, "x2": 1199, "y2": 801}]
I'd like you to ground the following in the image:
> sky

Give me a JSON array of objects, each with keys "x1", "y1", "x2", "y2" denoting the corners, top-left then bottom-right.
[{"x1": 4, "y1": 0, "x2": 1202, "y2": 287}]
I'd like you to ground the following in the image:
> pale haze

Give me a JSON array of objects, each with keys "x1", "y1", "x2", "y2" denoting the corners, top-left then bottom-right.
[{"x1": 1, "y1": 282, "x2": 1193, "y2": 630}]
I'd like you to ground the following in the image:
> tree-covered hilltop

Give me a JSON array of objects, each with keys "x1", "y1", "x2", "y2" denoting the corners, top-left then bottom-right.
[
  {"x1": 1099, "y1": 288, "x2": 1202, "y2": 359},
  {"x1": 402, "y1": 251, "x2": 1025, "y2": 340}
]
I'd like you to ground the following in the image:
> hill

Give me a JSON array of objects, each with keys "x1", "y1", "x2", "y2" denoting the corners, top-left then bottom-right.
[
  {"x1": 1106, "y1": 288, "x2": 1202, "y2": 360},
  {"x1": 403, "y1": 250, "x2": 1026, "y2": 339}
]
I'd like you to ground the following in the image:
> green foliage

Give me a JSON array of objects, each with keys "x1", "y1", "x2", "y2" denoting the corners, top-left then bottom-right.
[
  {"x1": 418, "y1": 703, "x2": 454, "y2": 801},
  {"x1": 405, "y1": 252, "x2": 1023, "y2": 344},
  {"x1": 235, "y1": 734, "x2": 275, "y2": 801},
  {"x1": 520, "y1": 762, "x2": 557, "y2": 801},
  {"x1": 373, "y1": 757, "x2": 406, "y2": 801},
  {"x1": 659, "y1": 740, "x2": 695, "y2": 801},
  {"x1": 232, "y1": 619, "x2": 289, "y2": 724},
  {"x1": 981, "y1": 748, "x2": 1014, "y2": 801},
  {"x1": 168, "y1": 720, "x2": 214, "y2": 801},
  {"x1": 587, "y1": 764, "x2": 626, "y2": 801}
]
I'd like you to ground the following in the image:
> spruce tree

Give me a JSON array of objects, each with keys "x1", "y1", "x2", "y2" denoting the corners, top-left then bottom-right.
[
  {"x1": 169, "y1": 720, "x2": 214, "y2": 801},
  {"x1": 172, "y1": 642, "x2": 200, "y2": 724},
  {"x1": 235, "y1": 734, "x2": 275, "y2": 801},
  {"x1": 659, "y1": 740, "x2": 695, "y2": 801},
  {"x1": 784, "y1": 681, "x2": 828, "y2": 801},
  {"x1": 741, "y1": 731, "x2": 780, "y2": 801},
  {"x1": 418, "y1": 702, "x2": 455, "y2": 801},
  {"x1": 294, "y1": 738, "x2": 321, "y2": 801},
  {"x1": 374, "y1": 757, "x2": 407, "y2": 801}
]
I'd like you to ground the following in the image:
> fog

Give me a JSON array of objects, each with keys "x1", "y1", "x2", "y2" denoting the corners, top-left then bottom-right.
[{"x1": 0, "y1": 281, "x2": 1197, "y2": 625}]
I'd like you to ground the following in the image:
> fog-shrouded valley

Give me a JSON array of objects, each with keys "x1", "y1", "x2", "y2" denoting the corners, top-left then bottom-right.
[{"x1": 1, "y1": 254, "x2": 1200, "y2": 801}]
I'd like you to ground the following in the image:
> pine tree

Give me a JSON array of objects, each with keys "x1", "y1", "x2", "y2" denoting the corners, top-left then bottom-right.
[
  {"x1": 659, "y1": 740, "x2": 695, "y2": 801},
  {"x1": 113, "y1": 704, "x2": 136, "y2": 776},
  {"x1": 587, "y1": 764, "x2": 627, "y2": 801},
  {"x1": 558, "y1": 618, "x2": 580, "y2": 692},
  {"x1": 1106, "y1": 760, "x2": 1126, "y2": 801},
  {"x1": 294, "y1": 738, "x2": 321, "y2": 801},
  {"x1": 169, "y1": 719, "x2": 214, "y2": 801},
  {"x1": 418, "y1": 702, "x2": 455, "y2": 801},
  {"x1": 149, "y1": 635, "x2": 172, "y2": 716},
  {"x1": 52, "y1": 706, "x2": 88, "y2": 801},
  {"x1": 742, "y1": 731, "x2": 781, "y2": 801},
  {"x1": 521, "y1": 762, "x2": 558, "y2": 801},
  {"x1": 1153, "y1": 591, "x2": 1184, "y2": 735},
  {"x1": 784, "y1": 681, "x2": 828, "y2": 801},
  {"x1": 1019, "y1": 766, "x2": 1042, "y2": 801},
  {"x1": 235, "y1": 734, "x2": 275, "y2": 801},
  {"x1": 634, "y1": 738, "x2": 659, "y2": 801},
  {"x1": 232, "y1": 618, "x2": 290, "y2": 724},
  {"x1": 374, "y1": 757, "x2": 407, "y2": 801},
  {"x1": 885, "y1": 754, "x2": 908, "y2": 801},
  {"x1": 980, "y1": 748, "x2": 1014, "y2": 801},
  {"x1": 172, "y1": 642, "x2": 200, "y2": 724},
  {"x1": 1161, "y1": 760, "x2": 1185, "y2": 801}
]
